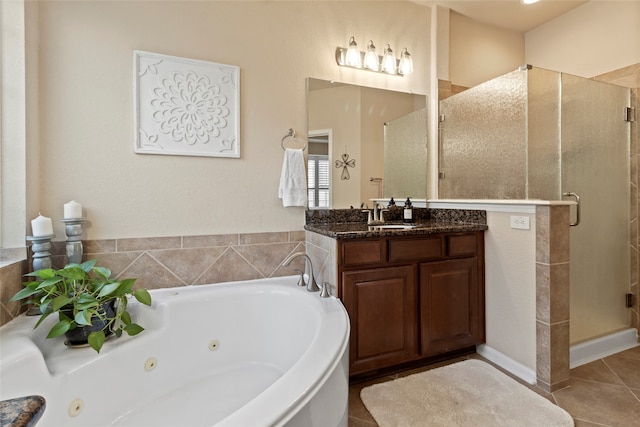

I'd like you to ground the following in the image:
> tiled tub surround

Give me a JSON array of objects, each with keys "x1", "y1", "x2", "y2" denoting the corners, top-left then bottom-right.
[{"x1": 0, "y1": 231, "x2": 307, "y2": 328}]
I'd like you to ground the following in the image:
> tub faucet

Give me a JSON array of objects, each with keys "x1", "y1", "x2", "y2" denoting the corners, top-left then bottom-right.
[{"x1": 282, "y1": 252, "x2": 320, "y2": 292}]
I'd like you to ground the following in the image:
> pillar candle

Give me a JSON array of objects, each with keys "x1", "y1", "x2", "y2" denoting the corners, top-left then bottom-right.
[
  {"x1": 31, "y1": 215, "x2": 53, "y2": 237},
  {"x1": 64, "y1": 200, "x2": 82, "y2": 219}
]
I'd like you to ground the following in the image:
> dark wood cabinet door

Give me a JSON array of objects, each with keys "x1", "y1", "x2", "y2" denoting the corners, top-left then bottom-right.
[
  {"x1": 420, "y1": 258, "x2": 480, "y2": 356},
  {"x1": 342, "y1": 265, "x2": 418, "y2": 375}
]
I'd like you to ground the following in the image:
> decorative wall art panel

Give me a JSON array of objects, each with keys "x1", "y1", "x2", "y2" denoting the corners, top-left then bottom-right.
[{"x1": 134, "y1": 50, "x2": 240, "y2": 158}]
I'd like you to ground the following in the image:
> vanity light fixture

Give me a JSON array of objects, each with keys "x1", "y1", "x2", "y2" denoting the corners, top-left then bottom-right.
[
  {"x1": 345, "y1": 36, "x2": 362, "y2": 68},
  {"x1": 380, "y1": 44, "x2": 397, "y2": 74},
  {"x1": 398, "y1": 48, "x2": 414, "y2": 76},
  {"x1": 363, "y1": 40, "x2": 379, "y2": 71},
  {"x1": 335, "y1": 36, "x2": 413, "y2": 76}
]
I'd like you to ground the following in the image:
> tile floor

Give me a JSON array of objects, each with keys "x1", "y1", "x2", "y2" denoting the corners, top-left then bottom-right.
[{"x1": 348, "y1": 345, "x2": 640, "y2": 427}]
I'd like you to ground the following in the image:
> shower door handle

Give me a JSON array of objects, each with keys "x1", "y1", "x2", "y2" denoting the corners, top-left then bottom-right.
[{"x1": 562, "y1": 192, "x2": 580, "y2": 226}]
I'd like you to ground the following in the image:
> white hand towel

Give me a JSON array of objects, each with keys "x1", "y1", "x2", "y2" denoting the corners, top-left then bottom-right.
[{"x1": 278, "y1": 148, "x2": 307, "y2": 207}]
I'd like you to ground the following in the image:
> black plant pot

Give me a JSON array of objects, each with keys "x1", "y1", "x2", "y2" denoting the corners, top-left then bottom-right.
[{"x1": 63, "y1": 300, "x2": 116, "y2": 347}]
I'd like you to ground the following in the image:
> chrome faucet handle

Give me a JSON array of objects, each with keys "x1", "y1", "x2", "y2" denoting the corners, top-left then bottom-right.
[
  {"x1": 306, "y1": 275, "x2": 320, "y2": 292},
  {"x1": 379, "y1": 209, "x2": 389, "y2": 223},
  {"x1": 319, "y1": 282, "x2": 331, "y2": 298},
  {"x1": 362, "y1": 209, "x2": 373, "y2": 224},
  {"x1": 294, "y1": 269, "x2": 306, "y2": 287}
]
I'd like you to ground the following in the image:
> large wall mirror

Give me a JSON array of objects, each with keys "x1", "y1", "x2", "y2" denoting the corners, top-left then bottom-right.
[{"x1": 307, "y1": 78, "x2": 427, "y2": 209}]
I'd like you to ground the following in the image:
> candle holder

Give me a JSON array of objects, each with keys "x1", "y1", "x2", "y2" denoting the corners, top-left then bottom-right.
[
  {"x1": 61, "y1": 218, "x2": 86, "y2": 264},
  {"x1": 26, "y1": 234, "x2": 55, "y2": 271}
]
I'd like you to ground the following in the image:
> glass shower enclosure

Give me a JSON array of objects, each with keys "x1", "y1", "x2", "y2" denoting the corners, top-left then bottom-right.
[{"x1": 439, "y1": 65, "x2": 631, "y2": 344}]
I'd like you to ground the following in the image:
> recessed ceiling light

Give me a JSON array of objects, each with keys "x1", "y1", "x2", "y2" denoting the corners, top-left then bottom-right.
[{"x1": 522, "y1": 0, "x2": 540, "y2": 4}]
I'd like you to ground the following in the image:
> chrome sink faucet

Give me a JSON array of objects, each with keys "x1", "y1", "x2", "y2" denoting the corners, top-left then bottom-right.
[
  {"x1": 363, "y1": 203, "x2": 388, "y2": 225},
  {"x1": 281, "y1": 252, "x2": 320, "y2": 292}
]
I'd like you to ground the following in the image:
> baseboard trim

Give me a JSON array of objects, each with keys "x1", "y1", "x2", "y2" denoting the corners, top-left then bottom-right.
[
  {"x1": 570, "y1": 328, "x2": 639, "y2": 368},
  {"x1": 476, "y1": 344, "x2": 536, "y2": 384}
]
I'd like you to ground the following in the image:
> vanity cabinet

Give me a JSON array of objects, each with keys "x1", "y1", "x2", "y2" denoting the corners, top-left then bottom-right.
[
  {"x1": 338, "y1": 231, "x2": 485, "y2": 377},
  {"x1": 342, "y1": 265, "x2": 418, "y2": 374}
]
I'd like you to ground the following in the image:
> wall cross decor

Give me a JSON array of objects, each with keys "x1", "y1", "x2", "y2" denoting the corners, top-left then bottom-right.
[{"x1": 335, "y1": 153, "x2": 356, "y2": 180}]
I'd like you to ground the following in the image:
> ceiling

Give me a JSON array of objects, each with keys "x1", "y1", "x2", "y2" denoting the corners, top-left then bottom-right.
[{"x1": 414, "y1": 0, "x2": 589, "y2": 33}]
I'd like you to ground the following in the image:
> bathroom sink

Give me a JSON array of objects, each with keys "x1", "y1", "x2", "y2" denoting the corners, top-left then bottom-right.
[{"x1": 370, "y1": 224, "x2": 417, "y2": 231}]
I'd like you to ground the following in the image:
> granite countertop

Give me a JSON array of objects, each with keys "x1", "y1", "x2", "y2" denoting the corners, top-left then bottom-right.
[
  {"x1": 0, "y1": 396, "x2": 46, "y2": 427},
  {"x1": 304, "y1": 220, "x2": 487, "y2": 239},
  {"x1": 304, "y1": 207, "x2": 488, "y2": 240}
]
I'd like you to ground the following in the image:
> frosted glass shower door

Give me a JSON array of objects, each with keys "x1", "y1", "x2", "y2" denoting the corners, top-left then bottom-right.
[
  {"x1": 439, "y1": 69, "x2": 528, "y2": 199},
  {"x1": 561, "y1": 74, "x2": 630, "y2": 344}
]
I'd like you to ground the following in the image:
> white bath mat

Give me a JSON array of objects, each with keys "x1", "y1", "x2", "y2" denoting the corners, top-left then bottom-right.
[{"x1": 360, "y1": 359, "x2": 574, "y2": 427}]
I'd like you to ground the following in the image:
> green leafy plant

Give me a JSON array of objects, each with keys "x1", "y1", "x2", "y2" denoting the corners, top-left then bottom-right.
[{"x1": 10, "y1": 259, "x2": 152, "y2": 353}]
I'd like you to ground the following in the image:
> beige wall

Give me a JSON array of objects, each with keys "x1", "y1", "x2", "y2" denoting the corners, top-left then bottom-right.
[
  {"x1": 308, "y1": 85, "x2": 362, "y2": 209},
  {"x1": 25, "y1": 1, "x2": 431, "y2": 241},
  {"x1": 449, "y1": 11, "x2": 525, "y2": 88},
  {"x1": 525, "y1": 1, "x2": 640, "y2": 78}
]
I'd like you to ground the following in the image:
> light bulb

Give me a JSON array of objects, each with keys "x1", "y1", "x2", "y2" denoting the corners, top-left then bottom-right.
[
  {"x1": 363, "y1": 40, "x2": 379, "y2": 71},
  {"x1": 398, "y1": 48, "x2": 413, "y2": 75},
  {"x1": 381, "y1": 44, "x2": 396, "y2": 74},
  {"x1": 345, "y1": 36, "x2": 362, "y2": 68}
]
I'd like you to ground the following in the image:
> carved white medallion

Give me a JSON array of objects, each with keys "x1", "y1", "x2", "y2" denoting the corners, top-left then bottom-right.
[{"x1": 134, "y1": 51, "x2": 240, "y2": 158}]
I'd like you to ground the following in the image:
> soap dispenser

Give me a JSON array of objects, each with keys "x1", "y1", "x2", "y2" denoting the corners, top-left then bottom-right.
[
  {"x1": 388, "y1": 197, "x2": 396, "y2": 208},
  {"x1": 403, "y1": 197, "x2": 413, "y2": 223}
]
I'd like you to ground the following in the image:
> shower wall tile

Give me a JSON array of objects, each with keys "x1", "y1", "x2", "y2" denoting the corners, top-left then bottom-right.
[
  {"x1": 536, "y1": 204, "x2": 571, "y2": 392},
  {"x1": 535, "y1": 205, "x2": 570, "y2": 264},
  {"x1": 536, "y1": 262, "x2": 570, "y2": 324},
  {"x1": 536, "y1": 320, "x2": 571, "y2": 392}
]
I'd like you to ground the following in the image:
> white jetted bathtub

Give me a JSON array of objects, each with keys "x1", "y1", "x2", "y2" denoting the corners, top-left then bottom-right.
[{"x1": 0, "y1": 275, "x2": 350, "y2": 426}]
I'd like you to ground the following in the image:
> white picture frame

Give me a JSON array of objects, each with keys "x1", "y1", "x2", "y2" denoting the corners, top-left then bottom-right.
[{"x1": 133, "y1": 50, "x2": 240, "y2": 158}]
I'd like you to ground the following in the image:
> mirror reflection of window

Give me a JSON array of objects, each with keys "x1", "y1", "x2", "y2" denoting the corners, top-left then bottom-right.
[{"x1": 308, "y1": 133, "x2": 330, "y2": 209}]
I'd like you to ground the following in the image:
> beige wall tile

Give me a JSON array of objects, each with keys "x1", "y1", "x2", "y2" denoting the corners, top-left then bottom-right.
[
  {"x1": 183, "y1": 234, "x2": 238, "y2": 248},
  {"x1": 289, "y1": 230, "x2": 306, "y2": 242},
  {"x1": 117, "y1": 236, "x2": 181, "y2": 252},
  {"x1": 84, "y1": 239, "x2": 116, "y2": 254},
  {"x1": 150, "y1": 247, "x2": 226, "y2": 285},
  {"x1": 118, "y1": 252, "x2": 184, "y2": 290},
  {"x1": 234, "y1": 242, "x2": 302, "y2": 277},
  {"x1": 0, "y1": 260, "x2": 28, "y2": 326},
  {"x1": 239, "y1": 232, "x2": 289, "y2": 245},
  {"x1": 194, "y1": 248, "x2": 262, "y2": 285}
]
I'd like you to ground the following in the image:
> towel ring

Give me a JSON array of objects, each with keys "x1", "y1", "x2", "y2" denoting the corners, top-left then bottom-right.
[{"x1": 281, "y1": 128, "x2": 307, "y2": 151}]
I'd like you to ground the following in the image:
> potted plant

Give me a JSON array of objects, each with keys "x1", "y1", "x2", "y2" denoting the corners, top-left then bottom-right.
[{"x1": 10, "y1": 259, "x2": 152, "y2": 353}]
